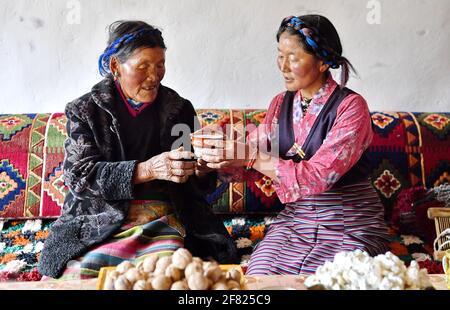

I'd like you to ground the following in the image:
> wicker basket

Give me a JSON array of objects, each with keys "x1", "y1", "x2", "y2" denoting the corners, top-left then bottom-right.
[{"x1": 427, "y1": 207, "x2": 450, "y2": 261}]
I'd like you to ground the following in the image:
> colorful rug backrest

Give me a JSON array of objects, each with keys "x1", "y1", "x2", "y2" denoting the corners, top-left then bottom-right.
[
  {"x1": 0, "y1": 114, "x2": 66, "y2": 219},
  {"x1": 1, "y1": 111, "x2": 449, "y2": 220}
]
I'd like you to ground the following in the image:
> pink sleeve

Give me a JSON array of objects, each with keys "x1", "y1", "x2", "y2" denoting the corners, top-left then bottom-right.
[{"x1": 273, "y1": 94, "x2": 374, "y2": 204}]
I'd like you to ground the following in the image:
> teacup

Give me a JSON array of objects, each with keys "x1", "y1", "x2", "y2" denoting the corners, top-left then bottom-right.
[
  {"x1": 443, "y1": 249, "x2": 450, "y2": 289},
  {"x1": 190, "y1": 127, "x2": 224, "y2": 159}
]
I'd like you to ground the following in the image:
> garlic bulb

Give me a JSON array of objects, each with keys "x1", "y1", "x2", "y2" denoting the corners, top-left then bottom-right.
[
  {"x1": 133, "y1": 279, "x2": 152, "y2": 290},
  {"x1": 107, "y1": 270, "x2": 120, "y2": 280},
  {"x1": 151, "y1": 275, "x2": 172, "y2": 290},
  {"x1": 125, "y1": 268, "x2": 146, "y2": 283},
  {"x1": 226, "y1": 280, "x2": 240, "y2": 290},
  {"x1": 204, "y1": 264, "x2": 222, "y2": 282},
  {"x1": 142, "y1": 254, "x2": 159, "y2": 273},
  {"x1": 165, "y1": 265, "x2": 183, "y2": 282},
  {"x1": 145, "y1": 278, "x2": 154, "y2": 290},
  {"x1": 202, "y1": 261, "x2": 218, "y2": 270},
  {"x1": 192, "y1": 257, "x2": 203, "y2": 265},
  {"x1": 116, "y1": 261, "x2": 134, "y2": 274},
  {"x1": 187, "y1": 272, "x2": 209, "y2": 290},
  {"x1": 184, "y1": 262, "x2": 203, "y2": 279},
  {"x1": 154, "y1": 256, "x2": 172, "y2": 275},
  {"x1": 171, "y1": 279, "x2": 190, "y2": 290},
  {"x1": 103, "y1": 274, "x2": 116, "y2": 290},
  {"x1": 114, "y1": 275, "x2": 132, "y2": 290},
  {"x1": 226, "y1": 268, "x2": 242, "y2": 283},
  {"x1": 172, "y1": 248, "x2": 192, "y2": 270},
  {"x1": 211, "y1": 282, "x2": 228, "y2": 290}
]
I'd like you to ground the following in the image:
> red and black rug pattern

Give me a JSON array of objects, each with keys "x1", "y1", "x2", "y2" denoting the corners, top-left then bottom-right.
[{"x1": 369, "y1": 112, "x2": 449, "y2": 220}]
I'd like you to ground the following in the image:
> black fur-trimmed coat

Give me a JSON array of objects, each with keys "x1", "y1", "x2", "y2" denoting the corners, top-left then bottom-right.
[{"x1": 38, "y1": 77, "x2": 238, "y2": 278}]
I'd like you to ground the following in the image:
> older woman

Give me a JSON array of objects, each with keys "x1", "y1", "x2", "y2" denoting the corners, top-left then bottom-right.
[
  {"x1": 199, "y1": 15, "x2": 390, "y2": 275},
  {"x1": 38, "y1": 20, "x2": 237, "y2": 279}
]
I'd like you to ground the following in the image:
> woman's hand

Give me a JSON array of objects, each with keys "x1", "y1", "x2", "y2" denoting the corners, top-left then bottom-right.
[
  {"x1": 196, "y1": 138, "x2": 249, "y2": 170},
  {"x1": 195, "y1": 158, "x2": 215, "y2": 177},
  {"x1": 134, "y1": 147, "x2": 196, "y2": 184}
]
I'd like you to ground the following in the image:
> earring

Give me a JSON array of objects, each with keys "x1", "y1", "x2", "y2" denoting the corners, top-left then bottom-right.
[{"x1": 113, "y1": 71, "x2": 119, "y2": 80}]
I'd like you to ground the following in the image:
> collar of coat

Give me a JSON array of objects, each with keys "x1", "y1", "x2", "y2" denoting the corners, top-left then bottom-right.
[{"x1": 90, "y1": 76, "x2": 186, "y2": 127}]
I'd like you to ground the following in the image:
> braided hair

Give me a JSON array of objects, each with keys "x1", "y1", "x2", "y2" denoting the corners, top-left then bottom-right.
[
  {"x1": 277, "y1": 15, "x2": 356, "y2": 88},
  {"x1": 98, "y1": 20, "x2": 166, "y2": 77}
]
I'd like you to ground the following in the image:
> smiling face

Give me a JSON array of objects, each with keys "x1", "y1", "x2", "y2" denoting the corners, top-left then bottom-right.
[
  {"x1": 111, "y1": 47, "x2": 166, "y2": 103},
  {"x1": 277, "y1": 32, "x2": 328, "y2": 95}
]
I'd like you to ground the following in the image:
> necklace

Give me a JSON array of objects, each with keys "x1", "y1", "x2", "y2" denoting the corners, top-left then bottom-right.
[{"x1": 301, "y1": 97, "x2": 312, "y2": 114}]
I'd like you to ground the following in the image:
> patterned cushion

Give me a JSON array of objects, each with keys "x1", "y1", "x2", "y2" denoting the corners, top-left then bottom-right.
[
  {"x1": 197, "y1": 109, "x2": 285, "y2": 215},
  {"x1": 369, "y1": 112, "x2": 450, "y2": 221},
  {"x1": 0, "y1": 114, "x2": 67, "y2": 219},
  {"x1": 0, "y1": 111, "x2": 449, "y2": 219}
]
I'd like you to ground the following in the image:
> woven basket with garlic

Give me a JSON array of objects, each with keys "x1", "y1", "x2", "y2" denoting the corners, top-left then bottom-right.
[{"x1": 97, "y1": 248, "x2": 244, "y2": 290}]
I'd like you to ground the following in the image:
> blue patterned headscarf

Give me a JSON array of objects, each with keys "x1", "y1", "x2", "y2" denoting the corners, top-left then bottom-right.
[
  {"x1": 284, "y1": 17, "x2": 340, "y2": 69},
  {"x1": 98, "y1": 29, "x2": 149, "y2": 77}
]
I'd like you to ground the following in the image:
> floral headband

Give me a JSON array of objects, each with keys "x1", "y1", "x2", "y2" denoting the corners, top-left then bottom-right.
[
  {"x1": 283, "y1": 16, "x2": 340, "y2": 69},
  {"x1": 98, "y1": 28, "x2": 152, "y2": 77}
]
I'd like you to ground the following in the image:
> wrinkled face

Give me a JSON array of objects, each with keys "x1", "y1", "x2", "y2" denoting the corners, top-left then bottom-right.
[
  {"x1": 113, "y1": 47, "x2": 166, "y2": 103},
  {"x1": 277, "y1": 32, "x2": 326, "y2": 92}
]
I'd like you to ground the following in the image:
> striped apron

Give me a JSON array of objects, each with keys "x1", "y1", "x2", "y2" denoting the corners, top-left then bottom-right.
[
  {"x1": 46, "y1": 200, "x2": 184, "y2": 280},
  {"x1": 246, "y1": 180, "x2": 390, "y2": 275}
]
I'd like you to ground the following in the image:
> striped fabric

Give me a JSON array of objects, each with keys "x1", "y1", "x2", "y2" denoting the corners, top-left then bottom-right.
[
  {"x1": 45, "y1": 200, "x2": 184, "y2": 280},
  {"x1": 246, "y1": 180, "x2": 390, "y2": 275}
]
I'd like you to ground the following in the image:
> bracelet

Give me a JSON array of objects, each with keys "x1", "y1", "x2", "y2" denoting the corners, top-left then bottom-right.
[{"x1": 245, "y1": 144, "x2": 258, "y2": 171}]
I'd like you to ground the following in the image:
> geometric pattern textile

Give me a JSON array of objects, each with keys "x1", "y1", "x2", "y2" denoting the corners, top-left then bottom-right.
[
  {"x1": 0, "y1": 114, "x2": 33, "y2": 141},
  {"x1": 41, "y1": 113, "x2": 67, "y2": 217},
  {"x1": 197, "y1": 109, "x2": 285, "y2": 215},
  {"x1": 0, "y1": 160, "x2": 26, "y2": 216},
  {"x1": 0, "y1": 113, "x2": 62, "y2": 219},
  {"x1": 369, "y1": 112, "x2": 450, "y2": 222},
  {"x1": 0, "y1": 113, "x2": 50, "y2": 219}
]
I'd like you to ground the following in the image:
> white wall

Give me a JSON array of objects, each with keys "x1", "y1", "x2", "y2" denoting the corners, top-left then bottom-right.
[{"x1": 1, "y1": 0, "x2": 449, "y2": 114}]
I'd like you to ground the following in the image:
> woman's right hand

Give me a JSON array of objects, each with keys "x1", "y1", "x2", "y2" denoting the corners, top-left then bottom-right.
[
  {"x1": 196, "y1": 138, "x2": 249, "y2": 170},
  {"x1": 134, "y1": 147, "x2": 196, "y2": 184},
  {"x1": 191, "y1": 125, "x2": 249, "y2": 169}
]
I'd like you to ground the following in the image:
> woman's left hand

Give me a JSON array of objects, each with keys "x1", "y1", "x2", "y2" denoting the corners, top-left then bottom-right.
[{"x1": 197, "y1": 139, "x2": 248, "y2": 170}]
